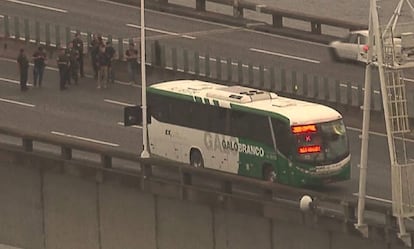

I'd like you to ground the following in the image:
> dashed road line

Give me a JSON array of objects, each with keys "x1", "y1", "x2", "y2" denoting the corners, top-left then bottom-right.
[
  {"x1": 0, "y1": 76, "x2": 33, "y2": 86},
  {"x1": 104, "y1": 99, "x2": 135, "y2": 106},
  {"x1": 250, "y1": 48, "x2": 321, "y2": 64},
  {"x1": 4, "y1": 0, "x2": 68, "y2": 13},
  {"x1": 0, "y1": 97, "x2": 35, "y2": 107},
  {"x1": 51, "y1": 131, "x2": 119, "y2": 147}
]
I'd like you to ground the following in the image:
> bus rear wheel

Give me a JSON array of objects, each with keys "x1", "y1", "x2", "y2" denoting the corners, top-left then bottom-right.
[
  {"x1": 263, "y1": 164, "x2": 276, "y2": 182},
  {"x1": 190, "y1": 149, "x2": 204, "y2": 168}
]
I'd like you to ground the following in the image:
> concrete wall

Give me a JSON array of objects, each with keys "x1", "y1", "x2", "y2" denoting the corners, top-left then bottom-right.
[{"x1": 0, "y1": 152, "x2": 409, "y2": 249}]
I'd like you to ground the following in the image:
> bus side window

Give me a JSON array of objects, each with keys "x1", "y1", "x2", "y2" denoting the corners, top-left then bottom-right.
[{"x1": 272, "y1": 118, "x2": 292, "y2": 156}]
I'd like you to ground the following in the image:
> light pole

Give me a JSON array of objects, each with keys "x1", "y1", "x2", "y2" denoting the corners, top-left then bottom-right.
[{"x1": 140, "y1": 0, "x2": 150, "y2": 158}]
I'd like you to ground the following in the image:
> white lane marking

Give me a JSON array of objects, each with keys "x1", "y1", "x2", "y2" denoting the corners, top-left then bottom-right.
[
  {"x1": 51, "y1": 131, "x2": 119, "y2": 147},
  {"x1": 250, "y1": 48, "x2": 321, "y2": 64},
  {"x1": 347, "y1": 126, "x2": 414, "y2": 143},
  {"x1": 97, "y1": 0, "x2": 328, "y2": 47},
  {"x1": 0, "y1": 76, "x2": 34, "y2": 86},
  {"x1": 126, "y1": 23, "x2": 196, "y2": 40},
  {"x1": 0, "y1": 97, "x2": 35, "y2": 107},
  {"x1": 104, "y1": 99, "x2": 135, "y2": 106},
  {"x1": 4, "y1": 0, "x2": 68, "y2": 13},
  {"x1": 352, "y1": 193, "x2": 392, "y2": 204},
  {"x1": 117, "y1": 122, "x2": 142, "y2": 129}
]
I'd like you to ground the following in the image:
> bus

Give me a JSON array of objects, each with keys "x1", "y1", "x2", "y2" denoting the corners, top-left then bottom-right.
[{"x1": 125, "y1": 80, "x2": 351, "y2": 187}]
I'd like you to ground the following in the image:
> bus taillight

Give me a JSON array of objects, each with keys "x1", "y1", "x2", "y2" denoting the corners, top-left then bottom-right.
[{"x1": 298, "y1": 145, "x2": 321, "y2": 154}]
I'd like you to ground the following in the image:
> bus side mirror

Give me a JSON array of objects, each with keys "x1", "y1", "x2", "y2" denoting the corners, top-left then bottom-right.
[{"x1": 124, "y1": 105, "x2": 142, "y2": 126}]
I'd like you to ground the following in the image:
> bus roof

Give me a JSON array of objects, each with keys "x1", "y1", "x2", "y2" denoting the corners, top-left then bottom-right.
[{"x1": 148, "y1": 80, "x2": 342, "y2": 125}]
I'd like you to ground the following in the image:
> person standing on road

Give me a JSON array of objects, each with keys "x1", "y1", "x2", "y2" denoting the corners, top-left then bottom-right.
[
  {"x1": 67, "y1": 41, "x2": 80, "y2": 85},
  {"x1": 32, "y1": 46, "x2": 47, "y2": 87},
  {"x1": 105, "y1": 41, "x2": 116, "y2": 84},
  {"x1": 90, "y1": 34, "x2": 100, "y2": 80},
  {"x1": 17, "y1": 48, "x2": 29, "y2": 92},
  {"x1": 57, "y1": 48, "x2": 70, "y2": 90},
  {"x1": 125, "y1": 42, "x2": 139, "y2": 85},
  {"x1": 96, "y1": 43, "x2": 110, "y2": 89},
  {"x1": 72, "y1": 32, "x2": 84, "y2": 78}
]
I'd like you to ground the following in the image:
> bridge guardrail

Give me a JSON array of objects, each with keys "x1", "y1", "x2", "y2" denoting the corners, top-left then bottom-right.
[
  {"x1": 0, "y1": 124, "x2": 408, "y2": 245},
  {"x1": 114, "y1": 0, "x2": 367, "y2": 41}
]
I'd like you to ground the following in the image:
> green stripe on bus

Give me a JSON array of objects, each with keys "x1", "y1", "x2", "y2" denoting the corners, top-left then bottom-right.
[
  {"x1": 230, "y1": 103, "x2": 290, "y2": 123},
  {"x1": 213, "y1": 100, "x2": 219, "y2": 106},
  {"x1": 204, "y1": 98, "x2": 210, "y2": 105}
]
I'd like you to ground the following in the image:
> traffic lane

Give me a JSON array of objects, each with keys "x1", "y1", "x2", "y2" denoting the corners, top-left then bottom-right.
[
  {"x1": 0, "y1": 60, "x2": 142, "y2": 152},
  {"x1": 0, "y1": 0, "x2": 227, "y2": 39}
]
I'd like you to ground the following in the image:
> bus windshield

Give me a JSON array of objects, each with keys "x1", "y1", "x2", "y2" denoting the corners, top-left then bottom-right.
[{"x1": 293, "y1": 119, "x2": 349, "y2": 165}]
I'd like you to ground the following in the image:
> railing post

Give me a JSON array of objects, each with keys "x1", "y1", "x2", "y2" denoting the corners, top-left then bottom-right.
[
  {"x1": 55, "y1": 25, "x2": 61, "y2": 48},
  {"x1": 171, "y1": 47, "x2": 177, "y2": 72},
  {"x1": 65, "y1": 27, "x2": 71, "y2": 45},
  {"x1": 35, "y1": 21, "x2": 40, "y2": 45},
  {"x1": 196, "y1": 0, "x2": 206, "y2": 11},
  {"x1": 238, "y1": 60, "x2": 243, "y2": 84},
  {"x1": 22, "y1": 138, "x2": 33, "y2": 152},
  {"x1": 272, "y1": 14, "x2": 283, "y2": 28},
  {"x1": 313, "y1": 75, "x2": 319, "y2": 99},
  {"x1": 311, "y1": 21, "x2": 322, "y2": 34},
  {"x1": 101, "y1": 155, "x2": 112, "y2": 168},
  {"x1": 216, "y1": 56, "x2": 222, "y2": 80},
  {"x1": 335, "y1": 79, "x2": 340, "y2": 106},
  {"x1": 302, "y1": 73, "x2": 308, "y2": 97},
  {"x1": 183, "y1": 49, "x2": 189, "y2": 73},
  {"x1": 280, "y1": 68, "x2": 286, "y2": 92},
  {"x1": 347, "y1": 81, "x2": 352, "y2": 109},
  {"x1": 324, "y1": 77, "x2": 329, "y2": 102},
  {"x1": 291, "y1": 71, "x2": 297, "y2": 95},
  {"x1": 61, "y1": 147, "x2": 72, "y2": 160},
  {"x1": 248, "y1": 63, "x2": 253, "y2": 86},
  {"x1": 14, "y1": 16, "x2": 20, "y2": 40},
  {"x1": 227, "y1": 58, "x2": 232, "y2": 82},
  {"x1": 270, "y1": 66, "x2": 276, "y2": 91},
  {"x1": 153, "y1": 40, "x2": 161, "y2": 67},
  {"x1": 205, "y1": 53, "x2": 210, "y2": 77},
  {"x1": 259, "y1": 65, "x2": 264, "y2": 88},
  {"x1": 194, "y1": 51, "x2": 200, "y2": 76},
  {"x1": 24, "y1": 19, "x2": 29, "y2": 43},
  {"x1": 4, "y1": 15, "x2": 10, "y2": 38},
  {"x1": 45, "y1": 23, "x2": 51, "y2": 47}
]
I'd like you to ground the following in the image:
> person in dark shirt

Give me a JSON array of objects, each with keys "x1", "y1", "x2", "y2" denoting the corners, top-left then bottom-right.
[
  {"x1": 105, "y1": 41, "x2": 116, "y2": 84},
  {"x1": 125, "y1": 42, "x2": 139, "y2": 85},
  {"x1": 72, "y1": 32, "x2": 84, "y2": 78},
  {"x1": 57, "y1": 48, "x2": 70, "y2": 90},
  {"x1": 32, "y1": 46, "x2": 47, "y2": 87},
  {"x1": 96, "y1": 44, "x2": 110, "y2": 89},
  {"x1": 17, "y1": 48, "x2": 29, "y2": 92},
  {"x1": 67, "y1": 42, "x2": 79, "y2": 85},
  {"x1": 90, "y1": 34, "x2": 101, "y2": 80}
]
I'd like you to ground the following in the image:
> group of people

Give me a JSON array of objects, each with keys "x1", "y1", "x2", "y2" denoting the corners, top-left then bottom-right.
[{"x1": 17, "y1": 32, "x2": 141, "y2": 92}]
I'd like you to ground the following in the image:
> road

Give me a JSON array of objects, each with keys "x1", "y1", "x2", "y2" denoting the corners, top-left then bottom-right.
[{"x1": 1, "y1": 0, "x2": 414, "y2": 202}]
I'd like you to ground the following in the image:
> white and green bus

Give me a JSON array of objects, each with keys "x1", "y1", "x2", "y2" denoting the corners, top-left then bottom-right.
[{"x1": 126, "y1": 80, "x2": 351, "y2": 187}]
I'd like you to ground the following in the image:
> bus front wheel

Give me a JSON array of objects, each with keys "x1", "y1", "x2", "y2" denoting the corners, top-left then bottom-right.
[
  {"x1": 190, "y1": 149, "x2": 204, "y2": 168},
  {"x1": 263, "y1": 164, "x2": 276, "y2": 182}
]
